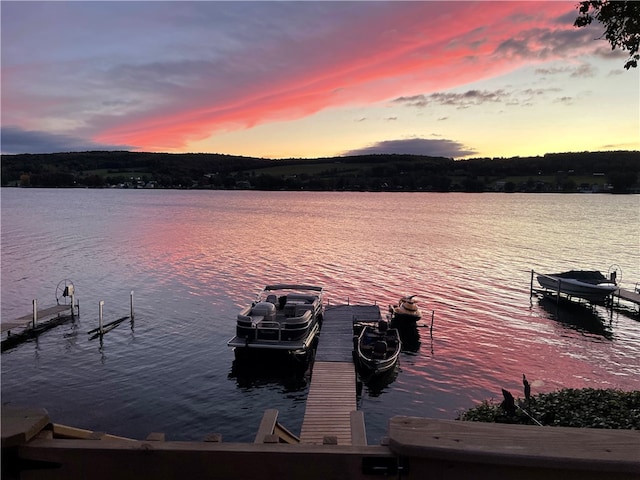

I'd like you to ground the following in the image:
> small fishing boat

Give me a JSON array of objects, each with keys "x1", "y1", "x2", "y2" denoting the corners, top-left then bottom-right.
[
  {"x1": 355, "y1": 320, "x2": 401, "y2": 376},
  {"x1": 389, "y1": 295, "x2": 422, "y2": 325},
  {"x1": 227, "y1": 284, "x2": 324, "y2": 358},
  {"x1": 536, "y1": 270, "x2": 617, "y2": 303}
]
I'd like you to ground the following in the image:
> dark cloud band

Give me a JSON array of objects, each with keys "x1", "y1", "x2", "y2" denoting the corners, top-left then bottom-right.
[
  {"x1": 1, "y1": 126, "x2": 132, "y2": 155},
  {"x1": 342, "y1": 138, "x2": 476, "y2": 159}
]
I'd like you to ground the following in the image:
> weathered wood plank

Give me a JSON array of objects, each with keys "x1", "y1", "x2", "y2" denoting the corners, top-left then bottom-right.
[
  {"x1": 616, "y1": 287, "x2": 640, "y2": 306},
  {"x1": 1, "y1": 407, "x2": 50, "y2": 447},
  {"x1": 300, "y1": 361, "x2": 357, "y2": 445},
  {"x1": 1, "y1": 305, "x2": 72, "y2": 333},
  {"x1": 350, "y1": 411, "x2": 367, "y2": 446},
  {"x1": 146, "y1": 432, "x2": 166, "y2": 442},
  {"x1": 388, "y1": 416, "x2": 640, "y2": 473},
  {"x1": 254, "y1": 409, "x2": 279, "y2": 443},
  {"x1": 15, "y1": 439, "x2": 391, "y2": 480},
  {"x1": 51, "y1": 424, "x2": 135, "y2": 442}
]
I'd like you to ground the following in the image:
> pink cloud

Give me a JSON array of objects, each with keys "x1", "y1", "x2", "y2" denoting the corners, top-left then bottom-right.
[{"x1": 90, "y1": 2, "x2": 582, "y2": 152}]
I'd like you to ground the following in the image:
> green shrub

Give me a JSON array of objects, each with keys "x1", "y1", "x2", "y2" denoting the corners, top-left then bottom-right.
[{"x1": 457, "y1": 388, "x2": 640, "y2": 429}]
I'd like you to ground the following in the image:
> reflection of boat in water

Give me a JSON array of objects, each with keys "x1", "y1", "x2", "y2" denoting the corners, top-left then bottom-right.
[
  {"x1": 355, "y1": 320, "x2": 401, "y2": 377},
  {"x1": 227, "y1": 284, "x2": 324, "y2": 359},
  {"x1": 538, "y1": 296, "x2": 613, "y2": 340},
  {"x1": 389, "y1": 295, "x2": 422, "y2": 325},
  {"x1": 392, "y1": 322, "x2": 421, "y2": 353},
  {"x1": 357, "y1": 362, "x2": 399, "y2": 397},
  {"x1": 536, "y1": 271, "x2": 617, "y2": 303},
  {"x1": 228, "y1": 356, "x2": 310, "y2": 391}
]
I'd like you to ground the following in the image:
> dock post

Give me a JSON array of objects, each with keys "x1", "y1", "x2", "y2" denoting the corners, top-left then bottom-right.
[
  {"x1": 430, "y1": 310, "x2": 434, "y2": 338},
  {"x1": 32, "y1": 299, "x2": 37, "y2": 328},
  {"x1": 530, "y1": 270, "x2": 534, "y2": 298},
  {"x1": 71, "y1": 292, "x2": 76, "y2": 318},
  {"x1": 99, "y1": 301, "x2": 104, "y2": 336},
  {"x1": 130, "y1": 291, "x2": 134, "y2": 321}
]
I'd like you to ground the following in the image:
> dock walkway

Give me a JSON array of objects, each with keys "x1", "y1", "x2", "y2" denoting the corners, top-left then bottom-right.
[
  {"x1": 300, "y1": 304, "x2": 382, "y2": 445},
  {"x1": 1, "y1": 304, "x2": 73, "y2": 334},
  {"x1": 615, "y1": 287, "x2": 640, "y2": 310}
]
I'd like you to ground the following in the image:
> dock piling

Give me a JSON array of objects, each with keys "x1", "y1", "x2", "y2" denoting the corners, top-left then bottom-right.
[
  {"x1": 530, "y1": 269, "x2": 534, "y2": 298},
  {"x1": 98, "y1": 301, "x2": 104, "y2": 337},
  {"x1": 32, "y1": 299, "x2": 37, "y2": 329},
  {"x1": 87, "y1": 292, "x2": 134, "y2": 339},
  {"x1": 430, "y1": 310, "x2": 434, "y2": 338}
]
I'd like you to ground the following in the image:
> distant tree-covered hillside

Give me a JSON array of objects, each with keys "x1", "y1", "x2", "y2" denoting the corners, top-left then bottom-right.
[{"x1": 1, "y1": 150, "x2": 638, "y2": 193}]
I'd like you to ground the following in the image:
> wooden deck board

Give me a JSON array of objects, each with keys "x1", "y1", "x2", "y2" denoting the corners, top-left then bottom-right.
[
  {"x1": 1, "y1": 305, "x2": 72, "y2": 333},
  {"x1": 315, "y1": 304, "x2": 382, "y2": 363},
  {"x1": 615, "y1": 287, "x2": 640, "y2": 306},
  {"x1": 301, "y1": 305, "x2": 383, "y2": 445},
  {"x1": 388, "y1": 416, "x2": 640, "y2": 472},
  {"x1": 315, "y1": 305, "x2": 355, "y2": 363},
  {"x1": 1, "y1": 407, "x2": 51, "y2": 448},
  {"x1": 300, "y1": 361, "x2": 356, "y2": 445}
]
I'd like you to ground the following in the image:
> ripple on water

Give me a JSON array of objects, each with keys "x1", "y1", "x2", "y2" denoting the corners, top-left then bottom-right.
[{"x1": 1, "y1": 190, "x2": 638, "y2": 444}]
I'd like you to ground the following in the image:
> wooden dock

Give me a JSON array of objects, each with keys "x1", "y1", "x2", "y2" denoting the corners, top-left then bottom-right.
[
  {"x1": 1, "y1": 304, "x2": 73, "y2": 334},
  {"x1": 299, "y1": 304, "x2": 382, "y2": 445},
  {"x1": 615, "y1": 287, "x2": 640, "y2": 310}
]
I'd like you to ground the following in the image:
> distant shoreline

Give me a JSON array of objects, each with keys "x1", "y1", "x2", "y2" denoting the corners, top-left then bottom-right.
[{"x1": 2, "y1": 150, "x2": 638, "y2": 193}]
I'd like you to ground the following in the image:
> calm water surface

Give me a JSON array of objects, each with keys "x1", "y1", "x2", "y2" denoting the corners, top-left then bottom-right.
[{"x1": 1, "y1": 189, "x2": 639, "y2": 443}]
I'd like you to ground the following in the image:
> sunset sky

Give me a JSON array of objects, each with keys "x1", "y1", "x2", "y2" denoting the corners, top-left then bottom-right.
[{"x1": 2, "y1": 1, "x2": 639, "y2": 159}]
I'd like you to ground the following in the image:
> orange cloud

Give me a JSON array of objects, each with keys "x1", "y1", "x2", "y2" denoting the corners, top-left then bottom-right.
[{"x1": 94, "y1": 2, "x2": 580, "y2": 152}]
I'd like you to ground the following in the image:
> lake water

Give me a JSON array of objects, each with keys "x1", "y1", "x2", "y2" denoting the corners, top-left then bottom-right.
[{"x1": 1, "y1": 188, "x2": 639, "y2": 443}]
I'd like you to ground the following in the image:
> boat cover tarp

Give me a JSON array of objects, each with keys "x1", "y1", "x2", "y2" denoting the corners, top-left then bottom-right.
[{"x1": 552, "y1": 271, "x2": 608, "y2": 283}]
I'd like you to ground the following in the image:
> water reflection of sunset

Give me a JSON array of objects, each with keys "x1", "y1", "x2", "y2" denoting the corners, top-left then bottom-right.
[{"x1": 1, "y1": 189, "x2": 638, "y2": 444}]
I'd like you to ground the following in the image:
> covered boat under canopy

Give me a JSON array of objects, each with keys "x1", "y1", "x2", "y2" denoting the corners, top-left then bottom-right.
[{"x1": 536, "y1": 270, "x2": 617, "y2": 303}]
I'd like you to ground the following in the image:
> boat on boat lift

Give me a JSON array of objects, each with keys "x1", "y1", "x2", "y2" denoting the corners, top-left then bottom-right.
[{"x1": 536, "y1": 270, "x2": 617, "y2": 303}]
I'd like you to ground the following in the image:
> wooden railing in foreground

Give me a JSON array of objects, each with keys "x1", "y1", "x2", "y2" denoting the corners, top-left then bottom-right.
[
  {"x1": 2, "y1": 407, "x2": 638, "y2": 480},
  {"x1": 388, "y1": 416, "x2": 639, "y2": 480}
]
